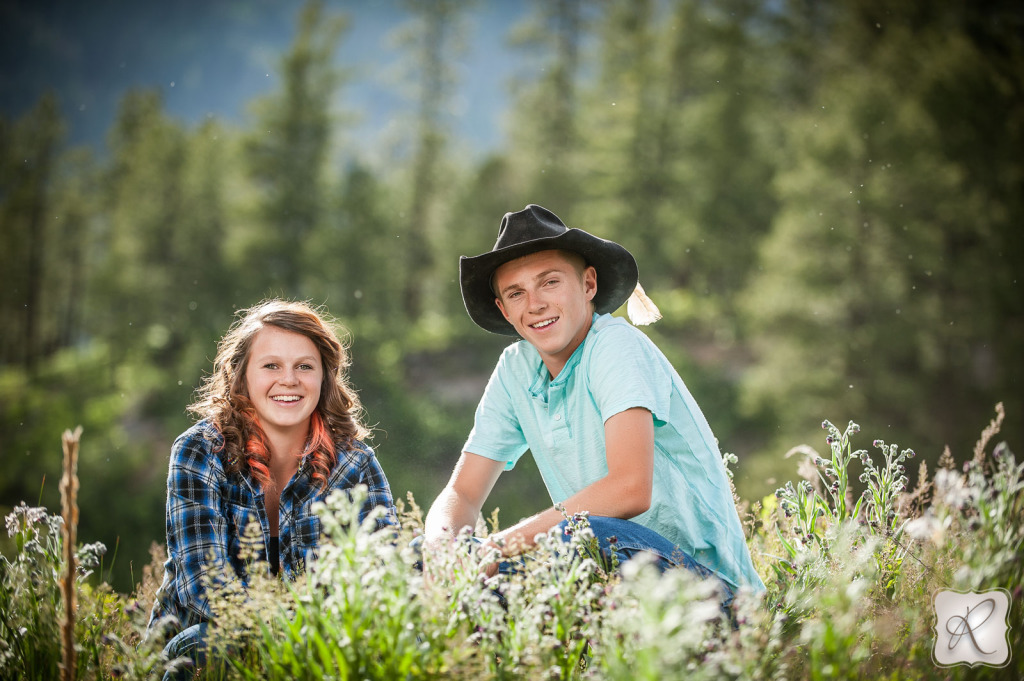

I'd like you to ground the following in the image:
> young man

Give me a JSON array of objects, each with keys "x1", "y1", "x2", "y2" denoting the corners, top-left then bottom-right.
[{"x1": 424, "y1": 204, "x2": 764, "y2": 594}]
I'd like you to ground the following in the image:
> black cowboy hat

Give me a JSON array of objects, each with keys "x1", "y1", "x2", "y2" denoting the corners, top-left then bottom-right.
[{"x1": 459, "y1": 204, "x2": 639, "y2": 336}]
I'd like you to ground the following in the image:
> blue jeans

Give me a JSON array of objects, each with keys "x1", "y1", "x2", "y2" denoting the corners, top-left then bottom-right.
[
  {"x1": 558, "y1": 516, "x2": 734, "y2": 606},
  {"x1": 161, "y1": 622, "x2": 207, "y2": 681}
]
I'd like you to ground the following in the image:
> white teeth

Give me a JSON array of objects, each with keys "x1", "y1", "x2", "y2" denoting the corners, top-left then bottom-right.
[
  {"x1": 273, "y1": 396, "x2": 300, "y2": 402},
  {"x1": 531, "y1": 318, "x2": 556, "y2": 329}
]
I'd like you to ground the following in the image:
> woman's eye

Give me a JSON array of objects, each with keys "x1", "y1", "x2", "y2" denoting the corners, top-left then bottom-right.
[
  {"x1": 263, "y1": 363, "x2": 278, "y2": 370},
  {"x1": 298, "y1": 364, "x2": 313, "y2": 371}
]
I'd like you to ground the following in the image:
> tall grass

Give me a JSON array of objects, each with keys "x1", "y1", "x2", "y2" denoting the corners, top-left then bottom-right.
[{"x1": 1, "y1": 405, "x2": 1021, "y2": 679}]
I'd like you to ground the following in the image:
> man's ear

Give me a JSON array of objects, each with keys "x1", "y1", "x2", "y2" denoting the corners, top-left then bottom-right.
[{"x1": 583, "y1": 265, "x2": 598, "y2": 302}]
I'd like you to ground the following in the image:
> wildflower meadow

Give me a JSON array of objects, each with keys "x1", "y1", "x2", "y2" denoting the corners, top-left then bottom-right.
[{"x1": 2, "y1": 406, "x2": 1021, "y2": 680}]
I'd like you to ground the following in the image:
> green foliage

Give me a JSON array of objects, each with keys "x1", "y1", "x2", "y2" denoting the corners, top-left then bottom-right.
[
  {"x1": 0, "y1": 503, "x2": 145, "y2": 681},
  {"x1": 3, "y1": 416, "x2": 1021, "y2": 680},
  {"x1": 737, "y1": 0, "x2": 1024, "y2": 483},
  {"x1": 2, "y1": 0, "x2": 1023, "y2": 657},
  {"x1": 0, "y1": 93, "x2": 65, "y2": 371},
  {"x1": 504, "y1": 0, "x2": 587, "y2": 211},
  {"x1": 773, "y1": 420, "x2": 866, "y2": 555},
  {"x1": 579, "y1": 0, "x2": 777, "y2": 304},
  {"x1": 0, "y1": 504, "x2": 66, "y2": 678},
  {"x1": 242, "y1": 0, "x2": 348, "y2": 299},
  {"x1": 386, "y1": 0, "x2": 475, "y2": 321},
  {"x1": 0, "y1": 342, "x2": 177, "y2": 593}
]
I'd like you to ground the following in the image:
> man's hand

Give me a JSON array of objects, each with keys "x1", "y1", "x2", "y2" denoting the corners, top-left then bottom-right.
[
  {"x1": 475, "y1": 407, "x2": 656, "y2": 554},
  {"x1": 479, "y1": 537, "x2": 503, "y2": 577},
  {"x1": 422, "y1": 453, "x2": 505, "y2": 582},
  {"x1": 423, "y1": 408, "x2": 654, "y2": 576}
]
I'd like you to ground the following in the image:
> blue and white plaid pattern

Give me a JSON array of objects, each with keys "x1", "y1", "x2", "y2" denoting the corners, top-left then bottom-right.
[{"x1": 148, "y1": 420, "x2": 397, "y2": 632}]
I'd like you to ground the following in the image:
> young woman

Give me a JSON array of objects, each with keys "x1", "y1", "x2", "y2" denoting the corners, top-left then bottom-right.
[{"x1": 147, "y1": 299, "x2": 397, "y2": 673}]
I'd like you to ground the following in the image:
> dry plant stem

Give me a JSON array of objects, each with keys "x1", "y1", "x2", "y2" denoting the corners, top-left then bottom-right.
[
  {"x1": 60, "y1": 425, "x2": 83, "y2": 681},
  {"x1": 973, "y1": 401, "x2": 1004, "y2": 468}
]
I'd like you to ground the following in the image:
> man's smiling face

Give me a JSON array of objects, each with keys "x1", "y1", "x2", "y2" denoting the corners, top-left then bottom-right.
[{"x1": 493, "y1": 249, "x2": 597, "y2": 378}]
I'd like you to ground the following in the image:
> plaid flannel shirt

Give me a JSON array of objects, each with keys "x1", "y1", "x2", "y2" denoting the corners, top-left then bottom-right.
[{"x1": 147, "y1": 420, "x2": 397, "y2": 633}]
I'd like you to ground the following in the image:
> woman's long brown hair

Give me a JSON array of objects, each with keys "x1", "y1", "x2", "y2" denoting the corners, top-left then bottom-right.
[{"x1": 189, "y1": 299, "x2": 368, "y2": 491}]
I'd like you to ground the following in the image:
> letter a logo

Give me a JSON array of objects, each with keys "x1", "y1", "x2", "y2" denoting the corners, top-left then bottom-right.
[{"x1": 932, "y1": 589, "x2": 1011, "y2": 668}]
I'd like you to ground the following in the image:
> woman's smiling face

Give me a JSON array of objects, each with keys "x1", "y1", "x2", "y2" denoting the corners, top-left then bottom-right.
[{"x1": 244, "y1": 325, "x2": 324, "y2": 436}]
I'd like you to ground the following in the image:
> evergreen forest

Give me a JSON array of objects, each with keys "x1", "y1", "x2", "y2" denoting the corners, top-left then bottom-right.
[{"x1": 2, "y1": 0, "x2": 1022, "y2": 601}]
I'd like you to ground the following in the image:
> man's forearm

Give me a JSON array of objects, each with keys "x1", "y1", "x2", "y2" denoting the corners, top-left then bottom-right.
[
  {"x1": 424, "y1": 486, "x2": 481, "y2": 543},
  {"x1": 490, "y1": 472, "x2": 651, "y2": 556}
]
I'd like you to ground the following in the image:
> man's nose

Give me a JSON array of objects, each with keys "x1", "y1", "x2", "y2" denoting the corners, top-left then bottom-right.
[{"x1": 526, "y1": 290, "x2": 547, "y2": 312}]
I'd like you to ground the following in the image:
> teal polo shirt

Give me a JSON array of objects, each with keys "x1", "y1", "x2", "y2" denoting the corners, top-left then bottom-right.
[{"x1": 464, "y1": 313, "x2": 764, "y2": 591}]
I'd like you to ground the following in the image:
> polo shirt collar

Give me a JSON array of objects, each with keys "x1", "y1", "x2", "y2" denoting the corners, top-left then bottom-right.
[{"x1": 526, "y1": 312, "x2": 599, "y2": 395}]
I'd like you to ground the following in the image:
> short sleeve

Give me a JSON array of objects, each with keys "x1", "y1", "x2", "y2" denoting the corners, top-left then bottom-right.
[
  {"x1": 586, "y1": 324, "x2": 673, "y2": 425},
  {"x1": 463, "y1": 352, "x2": 529, "y2": 469}
]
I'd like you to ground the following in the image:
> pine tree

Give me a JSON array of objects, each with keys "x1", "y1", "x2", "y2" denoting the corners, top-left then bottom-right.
[
  {"x1": 739, "y1": 0, "x2": 1024, "y2": 461},
  {"x1": 505, "y1": 0, "x2": 588, "y2": 213},
  {"x1": 391, "y1": 0, "x2": 473, "y2": 321},
  {"x1": 94, "y1": 90, "x2": 189, "y2": 361},
  {"x1": 0, "y1": 94, "x2": 64, "y2": 371},
  {"x1": 242, "y1": 0, "x2": 347, "y2": 300},
  {"x1": 48, "y1": 148, "x2": 100, "y2": 354},
  {"x1": 577, "y1": 0, "x2": 776, "y2": 303}
]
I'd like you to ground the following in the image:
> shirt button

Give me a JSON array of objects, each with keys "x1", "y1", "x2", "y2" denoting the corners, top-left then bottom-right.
[{"x1": 554, "y1": 414, "x2": 562, "y2": 421}]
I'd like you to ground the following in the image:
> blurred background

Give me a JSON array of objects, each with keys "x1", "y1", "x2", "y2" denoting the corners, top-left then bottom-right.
[{"x1": 2, "y1": 0, "x2": 1021, "y2": 593}]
